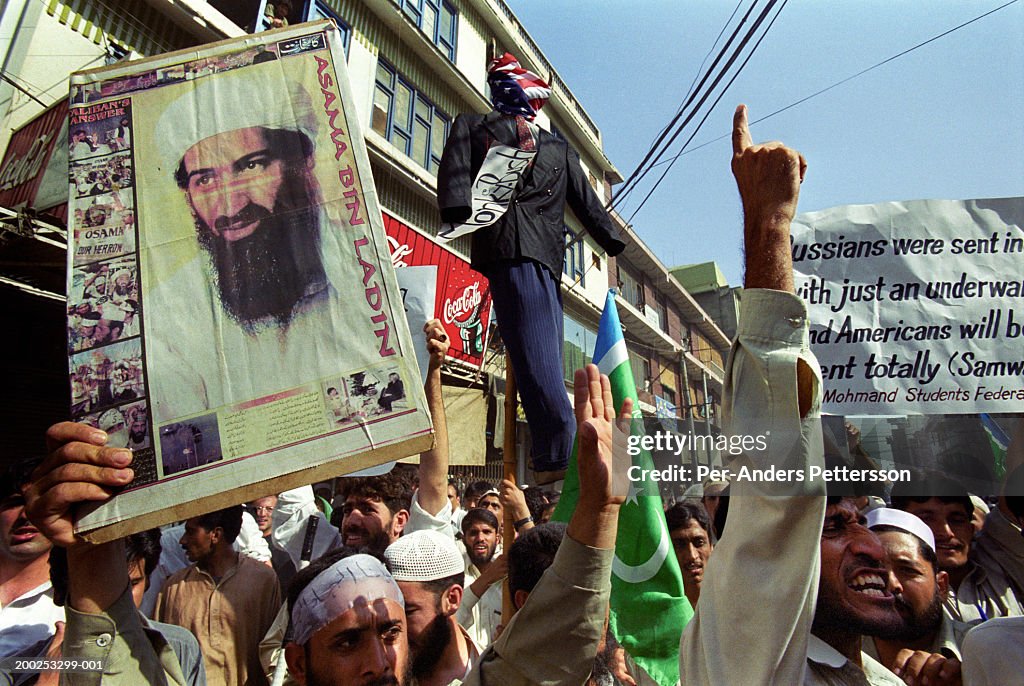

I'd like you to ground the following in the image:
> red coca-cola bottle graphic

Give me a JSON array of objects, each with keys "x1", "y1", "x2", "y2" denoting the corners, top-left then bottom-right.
[{"x1": 442, "y1": 267, "x2": 490, "y2": 360}]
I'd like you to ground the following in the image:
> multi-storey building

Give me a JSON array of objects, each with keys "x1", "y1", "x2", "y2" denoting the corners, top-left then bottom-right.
[
  {"x1": 672, "y1": 261, "x2": 741, "y2": 342},
  {"x1": 0, "y1": 0, "x2": 731, "y2": 479},
  {"x1": 605, "y1": 215, "x2": 731, "y2": 494}
]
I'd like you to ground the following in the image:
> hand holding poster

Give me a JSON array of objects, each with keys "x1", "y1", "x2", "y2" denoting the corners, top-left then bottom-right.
[
  {"x1": 791, "y1": 197, "x2": 1024, "y2": 415},
  {"x1": 65, "y1": 22, "x2": 433, "y2": 541}
]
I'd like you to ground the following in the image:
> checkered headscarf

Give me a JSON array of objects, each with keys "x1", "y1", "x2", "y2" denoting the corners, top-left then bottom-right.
[{"x1": 487, "y1": 53, "x2": 550, "y2": 121}]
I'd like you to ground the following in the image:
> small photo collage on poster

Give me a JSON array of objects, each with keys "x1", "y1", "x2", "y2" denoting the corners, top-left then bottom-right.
[
  {"x1": 322, "y1": 363, "x2": 408, "y2": 426},
  {"x1": 67, "y1": 99, "x2": 156, "y2": 487},
  {"x1": 68, "y1": 108, "x2": 132, "y2": 161},
  {"x1": 68, "y1": 338, "x2": 145, "y2": 419},
  {"x1": 70, "y1": 151, "x2": 133, "y2": 198},
  {"x1": 67, "y1": 255, "x2": 139, "y2": 353},
  {"x1": 70, "y1": 189, "x2": 136, "y2": 265}
]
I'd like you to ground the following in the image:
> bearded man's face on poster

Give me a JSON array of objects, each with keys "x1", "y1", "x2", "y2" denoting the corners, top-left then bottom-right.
[{"x1": 177, "y1": 126, "x2": 327, "y2": 332}]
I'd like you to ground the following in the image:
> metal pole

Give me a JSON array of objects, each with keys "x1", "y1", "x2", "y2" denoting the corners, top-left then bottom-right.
[
  {"x1": 701, "y1": 369, "x2": 713, "y2": 464},
  {"x1": 680, "y1": 352, "x2": 698, "y2": 471},
  {"x1": 501, "y1": 355, "x2": 518, "y2": 624}
]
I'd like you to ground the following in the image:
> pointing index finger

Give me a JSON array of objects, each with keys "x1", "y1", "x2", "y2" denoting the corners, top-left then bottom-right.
[{"x1": 732, "y1": 104, "x2": 752, "y2": 156}]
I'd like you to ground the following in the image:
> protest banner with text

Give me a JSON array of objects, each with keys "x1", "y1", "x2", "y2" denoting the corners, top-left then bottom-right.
[{"x1": 792, "y1": 197, "x2": 1024, "y2": 415}]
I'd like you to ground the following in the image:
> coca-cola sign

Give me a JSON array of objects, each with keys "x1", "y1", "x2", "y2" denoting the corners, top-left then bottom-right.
[
  {"x1": 0, "y1": 131, "x2": 56, "y2": 191},
  {"x1": 0, "y1": 99, "x2": 69, "y2": 214},
  {"x1": 443, "y1": 283, "x2": 482, "y2": 324},
  {"x1": 387, "y1": 235, "x2": 413, "y2": 268},
  {"x1": 383, "y1": 212, "x2": 492, "y2": 366}
]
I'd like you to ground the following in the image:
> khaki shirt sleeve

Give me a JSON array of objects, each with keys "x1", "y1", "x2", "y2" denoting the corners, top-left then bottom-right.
[
  {"x1": 466, "y1": 534, "x2": 612, "y2": 685},
  {"x1": 62, "y1": 586, "x2": 185, "y2": 686}
]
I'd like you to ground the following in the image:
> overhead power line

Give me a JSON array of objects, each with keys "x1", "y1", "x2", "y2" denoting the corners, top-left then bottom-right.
[
  {"x1": 673, "y1": 0, "x2": 746, "y2": 129},
  {"x1": 612, "y1": 0, "x2": 793, "y2": 216},
  {"x1": 625, "y1": 0, "x2": 790, "y2": 224},
  {"x1": 647, "y1": 0, "x2": 1021, "y2": 170},
  {"x1": 565, "y1": 6, "x2": 779, "y2": 298},
  {"x1": 0, "y1": 71, "x2": 48, "y2": 107},
  {"x1": 618, "y1": 0, "x2": 756, "y2": 205},
  {"x1": 612, "y1": 0, "x2": 777, "y2": 209}
]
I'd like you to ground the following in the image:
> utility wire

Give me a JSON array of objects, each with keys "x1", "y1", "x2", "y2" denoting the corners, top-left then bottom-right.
[
  {"x1": 565, "y1": 0, "x2": 784, "y2": 297},
  {"x1": 611, "y1": 0, "x2": 773, "y2": 208},
  {"x1": 0, "y1": 72, "x2": 47, "y2": 108},
  {"x1": 646, "y1": 0, "x2": 1020, "y2": 170},
  {"x1": 625, "y1": 0, "x2": 790, "y2": 223},
  {"x1": 612, "y1": 0, "x2": 767, "y2": 207},
  {"x1": 612, "y1": 0, "x2": 784, "y2": 213},
  {"x1": 647, "y1": 0, "x2": 746, "y2": 149},
  {"x1": 618, "y1": 0, "x2": 781, "y2": 208}
]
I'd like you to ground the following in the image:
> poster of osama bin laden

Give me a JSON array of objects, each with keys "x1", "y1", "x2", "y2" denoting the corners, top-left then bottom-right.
[{"x1": 64, "y1": 21, "x2": 433, "y2": 542}]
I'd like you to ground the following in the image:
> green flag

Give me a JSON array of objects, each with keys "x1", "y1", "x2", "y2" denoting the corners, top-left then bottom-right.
[
  {"x1": 553, "y1": 289, "x2": 692, "y2": 686},
  {"x1": 981, "y1": 413, "x2": 1010, "y2": 479}
]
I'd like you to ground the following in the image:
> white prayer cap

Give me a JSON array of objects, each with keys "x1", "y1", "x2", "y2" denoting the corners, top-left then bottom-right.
[
  {"x1": 98, "y1": 409, "x2": 125, "y2": 431},
  {"x1": 158, "y1": 62, "x2": 318, "y2": 174},
  {"x1": 866, "y1": 507, "x2": 936, "y2": 553},
  {"x1": 969, "y1": 495, "x2": 990, "y2": 517},
  {"x1": 290, "y1": 554, "x2": 404, "y2": 647},
  {"x1": 384, "y1": 530, "x2": 464, "y2": 582}
]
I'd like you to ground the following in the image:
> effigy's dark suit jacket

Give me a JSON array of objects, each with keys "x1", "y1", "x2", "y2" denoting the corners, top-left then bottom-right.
[{"x1": 437, "y1": 110, "x2": 625, "y2": 277}]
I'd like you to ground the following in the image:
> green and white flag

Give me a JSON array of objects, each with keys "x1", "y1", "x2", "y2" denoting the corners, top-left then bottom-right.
[{"x1": 553, "y1": 289, "x2": 692, "y2": 686}]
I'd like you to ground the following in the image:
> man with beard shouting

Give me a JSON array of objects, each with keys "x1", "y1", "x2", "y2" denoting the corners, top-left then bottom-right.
[
  {"x1": 456, "y1": 508, "x2": 504, "y2": 650},
  {"x1": 27, "y1": 360, "x2": 632, "y2": 686},
  {"x1": 144, "y1": 66, "x2": 388, "y2": 423}
]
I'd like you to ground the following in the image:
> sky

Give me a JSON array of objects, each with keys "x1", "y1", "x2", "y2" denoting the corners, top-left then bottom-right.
[{"x1": 504, "y1": 0, "x2": 1024, "y2": 285}]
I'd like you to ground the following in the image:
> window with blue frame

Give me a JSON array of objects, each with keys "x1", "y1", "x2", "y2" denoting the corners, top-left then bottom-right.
[
  {"x1": 372, "y1": 60, "x2": 450, "y2": 173},
  {"x1": 398, "y1": 0, "x2": 457, "y2": 61},
  {"x1": 563, "y1": 314, "x2": 597, "y2": 383},
  {"x1": 563, "y1": 227, "x2": 585, "y2": 286},
  {"x1": 308, "y1": 2, "x2": 351, "y2": 54}
]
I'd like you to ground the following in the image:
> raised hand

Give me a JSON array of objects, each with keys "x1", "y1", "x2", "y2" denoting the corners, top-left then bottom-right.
[
  {"x1": 423, "y1": 318, "x2": 449, "y2": 371},
  {"x1": 731, "y1": 104, "x2": 806, "y2": 291},
  {"x1": 568, "y1": 365, "x2": 633, "y2": 550}
]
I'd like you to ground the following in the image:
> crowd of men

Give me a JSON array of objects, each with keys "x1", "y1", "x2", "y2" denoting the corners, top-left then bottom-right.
[
  {"x1": 2, "y1": 105, "x2": 1023, "y2": 686},
  {"x1": 67, "y1": 261, "x2": 140, "y2": 354},
  {"x1": 70, "y1": 154, "x2": 133, "y2": 198}
]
